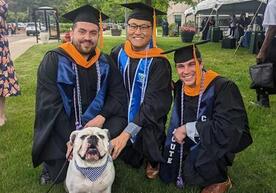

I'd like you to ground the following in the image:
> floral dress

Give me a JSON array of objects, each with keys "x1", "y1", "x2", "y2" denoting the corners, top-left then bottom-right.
[{"x1": 0, "y1": 1, "x2": 20, "y2": 97}]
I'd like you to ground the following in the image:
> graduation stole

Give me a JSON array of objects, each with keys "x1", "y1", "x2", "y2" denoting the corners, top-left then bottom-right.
[
  {"x1": 160, "y1": 71, "x2": 218, "y2": 184},
  {"x1": 184, "y1": 70, "x2": 219, "y2": 96},
  {"x1": 56, "y1": 51, "x2": 110, "y2": 127},
  {"x1": 123, "y1": 40, "x2": 167, "y2": 59},
  {"x1": 59, "y1": 42, "x2": 101, "y2": 68},
  {"x1": 117, "y1": 46, "x2": 156, "y2": 142}
]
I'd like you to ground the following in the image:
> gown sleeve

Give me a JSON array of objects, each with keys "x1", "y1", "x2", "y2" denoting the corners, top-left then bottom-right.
[
  {"x1": 133, "y1": 58, "x2": 172, "y2": 131},
  {"x1": 32, "y1": 51, "x2": 73, "y2": 167},
  {"x1": 100, "y1": 54, "x2": 128, "y2": 119},
  {"x1": 196, "y1": 78, "x2": 252, "y2": 159}
]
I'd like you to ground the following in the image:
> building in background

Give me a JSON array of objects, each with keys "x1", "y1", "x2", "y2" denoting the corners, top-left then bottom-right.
[{"x1": 167, "y1": 0, "x2": 204, "y2": 27}]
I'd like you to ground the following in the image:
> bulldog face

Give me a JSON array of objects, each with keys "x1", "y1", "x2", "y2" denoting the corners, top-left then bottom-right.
[{"x1": 70, "y1": 127, "x2": 110, "y2": 164}]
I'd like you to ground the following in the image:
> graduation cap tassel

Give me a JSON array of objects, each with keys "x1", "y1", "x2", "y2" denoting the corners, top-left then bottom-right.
[
  {"x1": 176, "y1": 175, "x2": 184, "y2": 189},
  {"x1": 193, "y1": 45, "x2": 202, "y2": 95},
  {"x1": 99, "y1": 11, "x2": 104, "y2": 49},
  {"x1": 152, "y1": 9, "x2": 157, "y2": 48},
  {"x1": 176, "y1": 91, "x2": 185, "y2": 189},
  {"x1": 176, "y1": 143, "x2": 184, "y2": 189}
]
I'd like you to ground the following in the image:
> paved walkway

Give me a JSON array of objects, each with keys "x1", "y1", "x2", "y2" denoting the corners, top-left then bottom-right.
[
  {"x1": 9, "y1": 36, "x2": 37, "y2": 60},
  {"x1": 8, "y1": 34, "x2": 59, "y2": 60}
]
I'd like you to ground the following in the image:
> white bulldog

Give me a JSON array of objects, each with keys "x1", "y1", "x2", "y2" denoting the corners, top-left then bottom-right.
[{"x1": 65, "y1": 127, "x2": 115, "y2": 193}]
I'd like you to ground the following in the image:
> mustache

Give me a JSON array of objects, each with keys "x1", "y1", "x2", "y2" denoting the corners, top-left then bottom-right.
[
  {"x1": 132, "y1": 35, "x2": 144, "y2": 38},
  {"x1": 80, "y1": 40, "x2": 94, "y2": 44}
]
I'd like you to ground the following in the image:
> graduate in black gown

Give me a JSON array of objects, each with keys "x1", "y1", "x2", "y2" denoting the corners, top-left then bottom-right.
[
  {"x1": 32, "y1": 5, "x2": 127, "y2": 184},
  {"x1": 160, "y1": 41, "x2": 252, "y2": 193},
  {"x1": 109, "y1": 3, "x2": 172, "y2": 179}
]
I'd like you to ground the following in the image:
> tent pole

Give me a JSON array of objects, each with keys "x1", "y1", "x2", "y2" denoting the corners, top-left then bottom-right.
[
  {"x1": 194, "y1": 14, "x2": 197, "y2": 32},
  {"x1": 216, "y1": 11, "x2": 218, "y2": 27},
  {"x1": 234, "y1": 0, "x2": 264, "y2": 54}
]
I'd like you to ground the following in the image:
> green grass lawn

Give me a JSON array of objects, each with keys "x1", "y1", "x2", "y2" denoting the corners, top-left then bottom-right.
[{"x1": 0, "y1": 37, "x2": 275, "y2": 193}]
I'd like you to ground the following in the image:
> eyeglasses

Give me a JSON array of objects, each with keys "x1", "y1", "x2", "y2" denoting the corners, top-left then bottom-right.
[{"x1": 127, "y1": 24, "x2": 152, "y2": 32}]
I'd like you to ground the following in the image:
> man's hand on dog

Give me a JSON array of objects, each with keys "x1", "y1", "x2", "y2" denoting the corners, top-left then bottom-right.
[
  {"x1": 84, "y1": 115, "x2": 106, "y2": 128},
  {"x1": 110, "y1": 131, "x2": 131, "y2": 160}
]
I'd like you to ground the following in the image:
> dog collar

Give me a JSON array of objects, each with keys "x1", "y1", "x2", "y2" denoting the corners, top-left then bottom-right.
[{"x1": 75, "y1": 156, "x2": 112, "y2": 182}]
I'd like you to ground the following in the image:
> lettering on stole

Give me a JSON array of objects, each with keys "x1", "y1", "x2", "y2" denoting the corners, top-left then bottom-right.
[
  {"x1": 166, "y1": 115, "x2": 207, "y2": 164},
  {"x1": 167, "y1": 129, "x2": 176, "y2": 164}
]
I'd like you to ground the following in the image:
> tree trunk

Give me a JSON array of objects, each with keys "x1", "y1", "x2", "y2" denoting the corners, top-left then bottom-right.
[{"x1": 15, "y1": 11, "x2": 18, "y2": 25}]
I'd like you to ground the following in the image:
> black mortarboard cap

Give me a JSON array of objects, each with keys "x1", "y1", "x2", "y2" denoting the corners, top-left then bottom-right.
[
  {"x1": 121, "y1": 2, "x2": 166, "y2": 24},
  {"x1": 62, "y1": 5, "x2": 109, "y2": 26},
  {"x1": 162, "y1": 40, "x2": 209, "y2": 63}
]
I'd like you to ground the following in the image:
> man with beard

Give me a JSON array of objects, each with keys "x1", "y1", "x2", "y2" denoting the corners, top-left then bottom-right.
[
  {"x1": 109, "y1": 3, "x2": 172, "y2": 179},
  {"x1": 32, "y1": 5, "x2": 127, "y2": 184}
]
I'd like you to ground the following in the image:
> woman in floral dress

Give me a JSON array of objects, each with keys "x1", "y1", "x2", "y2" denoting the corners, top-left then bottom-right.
[{"x1": 0, "y1": 0, "x2": 20, "y2": 126}]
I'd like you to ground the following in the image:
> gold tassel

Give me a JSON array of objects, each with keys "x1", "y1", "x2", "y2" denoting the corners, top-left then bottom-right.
[
  {"x1": 193, "y1": 44, "x2": 202, "y2": 94},
  {"x1": 152, "y1": 9, "x2": 157, "y2": 48},
  {"x1": 99, "y1": 11, "x2": 103, "y2": 49}
]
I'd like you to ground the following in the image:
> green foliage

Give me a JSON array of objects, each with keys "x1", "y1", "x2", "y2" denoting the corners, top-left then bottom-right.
[
  {"x1": 0, "y1": 37, "x2": 275, "y2": 193},
  {"x1": 7, "y1": 11, "x2": 28, "y2": 22},
  {"x1": 101, "y1": 0, "x2": 126, "y2": 23},
  {"x1": 63, "y1": 0, "x2": 194, "y2": 23},
  {"x1": 59, "y1": 23, "x2": 73, "y2": 33},
  {"x1": 7, "y1": 0, "x2": 195, "y2": 23},
  {"x1": 169, "y1": 23, "x2": 178, "y2": 37}
]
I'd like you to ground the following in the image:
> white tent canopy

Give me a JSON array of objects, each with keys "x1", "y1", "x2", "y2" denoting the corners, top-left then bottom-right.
[
  {"x1": 184, "y1": 7, "x2": 196, "y2": 16},
  {"x1": 193, "y1": 0, "x2": 267, "y2": 15}
]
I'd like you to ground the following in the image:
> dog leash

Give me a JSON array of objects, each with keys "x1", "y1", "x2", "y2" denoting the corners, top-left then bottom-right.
[{"x1": 45, "y1": 148, "x2": 73, "y2": 193}]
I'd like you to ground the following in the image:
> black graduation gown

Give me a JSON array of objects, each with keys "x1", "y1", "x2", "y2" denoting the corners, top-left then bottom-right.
[
  {"x1": 110, "y1": 45, "x2": 172, "y2": 166},
  {"x1": 32, "y1": 48, "x2": 127, "y2": 168},
  {"x1": 174, "y1": 77, "x2": 252, "y2": 186}
]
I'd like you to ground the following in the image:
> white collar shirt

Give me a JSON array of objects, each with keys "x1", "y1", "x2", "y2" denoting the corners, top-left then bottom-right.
[{"x1": 263, "y1": 0, "x2": 276, "y2": 29}]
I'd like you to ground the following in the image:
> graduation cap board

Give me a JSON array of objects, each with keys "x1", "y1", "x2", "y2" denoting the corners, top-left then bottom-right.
[
  {"x1": 162, "y1": 40, "x2": 209, "y2": 63},
  {"x1": 62, "y1": 4, "x2": 109, "y2": 26},
  {"x1": 121, "y1": 2, "x2": 166, "y2": 23}
]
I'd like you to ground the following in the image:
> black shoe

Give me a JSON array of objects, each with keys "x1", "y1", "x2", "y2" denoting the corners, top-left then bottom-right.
[
  {"x1": 259, "y1": 95, "x2": 270, "y2": 108},
  {"x1": 40, "y1": 168, "x2": 52, "y2": 185}
]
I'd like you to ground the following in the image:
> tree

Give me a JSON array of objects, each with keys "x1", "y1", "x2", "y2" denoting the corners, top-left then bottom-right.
[
  {"x1": 7, "y1": 0, "x2": 195, "y2": 23},
  {"x1": 8, "y1": 0, "x2": 68, "y2": 22},
  {"x1": 8, "y1": 0, "x2": 68, "y2": 13},
  {"x1": 63, "y1": 0, "x2": 193, "y2": 23}
]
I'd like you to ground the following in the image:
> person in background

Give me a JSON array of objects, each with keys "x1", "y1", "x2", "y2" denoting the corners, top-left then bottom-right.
[
  {"x1": 62, "y1": 31, "x2": 71, "y2": 43},
  {"x1": 110, "y1": 2, "x2": 172, "y2": 179},
  {"x1": 0, "y1": 0, "x2": 20, "y2": 126},
  {"x1": 160, "y1": 41, "x2": 252, "y2": 193},
  {"x1": 162, "y1": 18, "x2": 169, "y2": 36},
  {"x1": 32, "y1": 5, "x2": 127, "y2": 185},
  {"x1": 255, "y1": 0, "x2": 276, "y2": 108},
  {"x1": 229, "y1": 14, "x2": 237, "y2": 37},
  {"x1": 200, "y1": 17, "x2": 209, "y2": 40},
  {"x1": 236, "y1": 13, "x2": 250, "y2": 41},
  {"x1": 254, "y1": 15, "x2": 263, "y2": 31},
  {"x1": 11, "y1": 23, "x2": 16, "y2": 35},
  {"x1": 206, "y1": 16, "x2": 216, "y2": 40}
]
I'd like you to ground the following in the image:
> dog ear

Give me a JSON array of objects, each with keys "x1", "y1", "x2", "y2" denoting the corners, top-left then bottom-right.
[
  {"x1": 103, "y1": 129, "x2": 111, "y2": 140},
  {"x1": 69, "y1": 130, "x2": 79, "y2": 144}
]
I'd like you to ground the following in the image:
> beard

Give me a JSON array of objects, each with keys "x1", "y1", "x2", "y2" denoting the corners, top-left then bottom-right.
[{"x1": 72, "y1": 39, "x2": 97, "y2": 56}]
